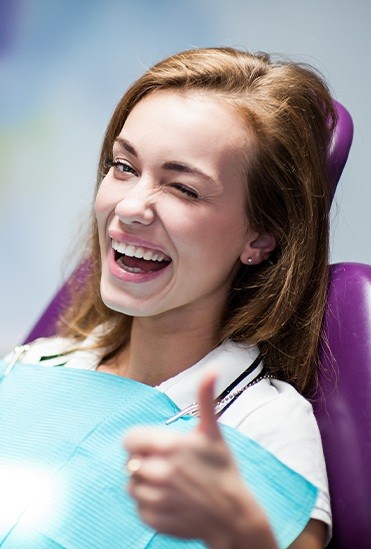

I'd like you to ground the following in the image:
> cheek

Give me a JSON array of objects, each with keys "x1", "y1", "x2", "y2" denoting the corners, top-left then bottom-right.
[
  {"x1": 94, "y1": 182, "x2": 110, "y2": 216},
  {"x1": 94, "y1": 182, "x2": 120, "y2": 230},
  {"x1": 167, "y1": 208, "x2": 246, "y2": 263},
  {"x1": 202, "y1": 214, "x2": 248, "y2": 265},
  {"x1": 94, "y1": 188, "x2": 114, "y2": 251}
]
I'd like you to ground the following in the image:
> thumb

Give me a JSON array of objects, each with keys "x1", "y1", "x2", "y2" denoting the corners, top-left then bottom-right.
[{"x1": 197, "y1": 369, "x2": 222, "y2": 440}]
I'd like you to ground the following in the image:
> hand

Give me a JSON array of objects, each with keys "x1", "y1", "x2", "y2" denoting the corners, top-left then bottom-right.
[{"x1": 124, "y1": 370, "x2": 278, "y2": 548}]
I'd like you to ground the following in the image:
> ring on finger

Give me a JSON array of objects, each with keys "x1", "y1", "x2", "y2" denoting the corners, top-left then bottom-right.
[{"x1": 126, "y1": 456, "x2": 142, "y2": 476}]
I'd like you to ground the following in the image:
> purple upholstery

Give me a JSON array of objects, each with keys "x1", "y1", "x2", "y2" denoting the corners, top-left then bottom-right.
[
  {"x1": 328, "y1": 101, "x2": 354, "y2": 201},
  {"x1": 24, "y1": 259, "x2": 90, "y2": 343},
  {"x1": 313, "y1": 263, "x2": 371, "y2": 547},
  {"x1": 25, "y1": 284, "x2": 70, "y2": 343},
  {"x1": 23, "y1": 101, "x2": 370, "y2": 545}
]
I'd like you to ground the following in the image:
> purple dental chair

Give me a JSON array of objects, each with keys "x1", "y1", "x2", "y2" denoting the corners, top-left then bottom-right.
[{"x1": 23, "y1": 102, "x2": 371, "y2": 547}]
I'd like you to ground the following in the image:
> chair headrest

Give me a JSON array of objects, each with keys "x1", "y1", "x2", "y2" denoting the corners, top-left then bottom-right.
[{"x1": 328, "y1": 101, "x2": 354, "y2": 202}]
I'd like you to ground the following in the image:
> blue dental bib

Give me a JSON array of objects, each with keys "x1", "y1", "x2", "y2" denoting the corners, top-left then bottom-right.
[{"x1": 0, "y1": 361, "x2": 317, "y2": 548}]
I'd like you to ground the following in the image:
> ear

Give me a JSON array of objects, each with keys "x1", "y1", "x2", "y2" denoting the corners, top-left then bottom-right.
[{"x1": 240, "y1": 233, "x2": 276, "y2": 265}]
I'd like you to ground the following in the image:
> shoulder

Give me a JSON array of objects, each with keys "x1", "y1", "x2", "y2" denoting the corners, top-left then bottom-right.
[
  {"x1": 220, "y1": 378, "x2": 331, "y2": 533},
  {"x1": 4, "y1": 337, "x2": 75, "y2": 365},
  {"x1": 221, "y1": 377, "x2": 319, "y2": 457},
  {"x1": 3, "y1": 333, "x2": 104, "y2": 371}
]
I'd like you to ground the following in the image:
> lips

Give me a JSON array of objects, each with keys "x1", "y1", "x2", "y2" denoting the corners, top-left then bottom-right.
[{"x1": 111, "y1": 239, "x2": 171, "y2": 274}]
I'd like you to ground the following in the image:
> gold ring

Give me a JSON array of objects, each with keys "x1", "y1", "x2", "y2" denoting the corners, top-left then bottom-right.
[{"x1": 126, "y1": 456, "x2": 142, "y2": 475}]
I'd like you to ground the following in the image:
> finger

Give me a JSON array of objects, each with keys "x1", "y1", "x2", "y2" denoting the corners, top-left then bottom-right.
[
  {"x1": 126, "y1": 455, "x2": 172, "y2": 484},
  {"x1": 197, "y1": 369, "x2": 222, "y2": 439},
  {"x1": 128, "y1": 480, "x2": 170, "y2": 511}
]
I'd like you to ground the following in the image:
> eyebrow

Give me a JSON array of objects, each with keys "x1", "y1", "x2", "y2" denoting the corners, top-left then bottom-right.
[
  {"x1": 114, "y1": 137, "x2": 214, "y2": 183},
  {"x1": 114, "y1": 137, "x2": 137, "y2": 157},
  {"x1": 162, "y1": 161, "x2": 213, "y2": 182}
]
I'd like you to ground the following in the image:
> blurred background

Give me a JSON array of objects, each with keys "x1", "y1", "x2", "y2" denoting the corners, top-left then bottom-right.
[{"x1": 1, "y1": 0, "x2": 370, "y2": 355}]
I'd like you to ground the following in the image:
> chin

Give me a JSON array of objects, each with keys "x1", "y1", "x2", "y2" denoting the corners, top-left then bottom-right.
[
  {"x1": 100, "y1": 289, "x2": 154, "y2": 318},
  {"x1": 100, "y1": 292, "x2": 134, "y2": 316}
]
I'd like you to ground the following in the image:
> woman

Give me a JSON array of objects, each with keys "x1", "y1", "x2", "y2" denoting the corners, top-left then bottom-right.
[{"x1": 2, "y1": 47, "x2": 335, "y2": 547}]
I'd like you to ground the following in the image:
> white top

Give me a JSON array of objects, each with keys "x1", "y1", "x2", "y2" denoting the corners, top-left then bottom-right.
[{"x1": 5, "y1": 334, "x2": 332, "y2": 539}]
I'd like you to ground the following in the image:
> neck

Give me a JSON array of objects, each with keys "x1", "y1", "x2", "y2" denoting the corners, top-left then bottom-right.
[{"x1": 116, "y1": 306, "x2": 223, "y2": 386}]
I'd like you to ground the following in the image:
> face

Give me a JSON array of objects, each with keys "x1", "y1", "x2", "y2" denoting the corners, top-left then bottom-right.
[{"x1": 95, "y1": 90, "x2": 257, "y2": 321}]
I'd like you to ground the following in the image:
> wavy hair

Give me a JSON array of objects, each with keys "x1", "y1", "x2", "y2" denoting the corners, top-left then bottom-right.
[{"x1": 59, "y1": 47, "x2": 337, "y2": 396}]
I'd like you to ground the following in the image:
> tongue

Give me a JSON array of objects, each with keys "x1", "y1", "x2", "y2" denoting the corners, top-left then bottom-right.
[{"x1": 117, "y1": 255, "x2": 169, "y2": 273}]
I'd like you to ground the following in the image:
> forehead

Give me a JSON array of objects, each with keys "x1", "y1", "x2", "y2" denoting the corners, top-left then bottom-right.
[{"x1": 118, "y1": 90, "x2": 249, "y2": 165}]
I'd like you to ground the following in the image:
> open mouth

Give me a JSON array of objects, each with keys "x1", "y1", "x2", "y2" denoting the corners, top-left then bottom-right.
[{"x1": 112, "y1": 239, "x2": 171, "y2": 274}]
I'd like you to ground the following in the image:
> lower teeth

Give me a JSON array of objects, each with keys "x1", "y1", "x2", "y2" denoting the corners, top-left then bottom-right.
[
  {"x1": 116, "y1": 256, "x2": 143, "y2": 273},
  {"x1": 123, "y1": 265, "x2": 143, "y2": 273}
]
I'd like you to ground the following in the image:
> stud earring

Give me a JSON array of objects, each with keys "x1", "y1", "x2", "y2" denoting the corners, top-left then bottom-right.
[{"x1": 247, "y1": 257, "x2": 253, "y2": 264}]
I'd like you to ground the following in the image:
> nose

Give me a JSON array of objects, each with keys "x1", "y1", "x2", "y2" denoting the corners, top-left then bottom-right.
[{"x1": 115, "y1": 182, "x2": 156, "y2": 226}]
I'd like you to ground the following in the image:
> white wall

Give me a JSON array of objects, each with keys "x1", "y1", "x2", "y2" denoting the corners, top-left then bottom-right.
[{"x1": 1, "y1": 0, "x2": 370, "y2": 354}]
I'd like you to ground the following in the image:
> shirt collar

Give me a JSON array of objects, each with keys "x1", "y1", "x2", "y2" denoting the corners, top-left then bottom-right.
[{"x1": 157, "y1": 340, "x2": 262, "y2": 409}]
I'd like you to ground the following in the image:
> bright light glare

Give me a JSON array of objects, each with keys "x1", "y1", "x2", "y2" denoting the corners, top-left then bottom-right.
[{"x1": 0, "y1": 463, "x2": 59, "y2": 529}]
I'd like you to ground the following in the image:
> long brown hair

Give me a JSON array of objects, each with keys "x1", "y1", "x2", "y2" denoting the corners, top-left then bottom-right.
[{"x1": 60, "y1": 47, "x2": 336, "y2": 396}]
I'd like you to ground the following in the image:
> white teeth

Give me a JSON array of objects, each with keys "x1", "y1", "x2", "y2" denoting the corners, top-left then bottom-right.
[
  {"x1": 113, "y1": 241, "x2": 127, "y2": 255},
  {"x1": 134, "y1": 247, "x2": 145, "y2": 258},
  {"x1": 112, "y1": 239, "x2": 170, "y2": 262},
  {"x1": 143, "y1": 250, "x2": 154, "y2": 260},
  {"x1": 125, "y1": 245, "x2": 136, "y2": 257}
]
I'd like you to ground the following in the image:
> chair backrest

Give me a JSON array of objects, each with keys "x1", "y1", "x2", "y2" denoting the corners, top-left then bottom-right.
[
  {"x1": 313, "y1": 262, "x2": 371, "y2": 547},
  {"x1": 25, "y1": 259, "x2": 89, "y2": 343},
  {"x1": 327, "y1": 101, "x2": 354, "y2": 201},
  {"x1": 23, "y1": 101, "x2": 371, "y2": 546}
]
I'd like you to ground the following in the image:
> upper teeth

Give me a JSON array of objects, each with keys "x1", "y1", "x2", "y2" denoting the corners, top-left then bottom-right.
[{"x1": 112, "y1": 239, "x2": 170, "y2": 262}]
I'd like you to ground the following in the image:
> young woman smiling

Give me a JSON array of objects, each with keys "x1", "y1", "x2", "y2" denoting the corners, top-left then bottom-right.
[{"x1": 3, "y1": 47, "x2": 336, "y2": 548}]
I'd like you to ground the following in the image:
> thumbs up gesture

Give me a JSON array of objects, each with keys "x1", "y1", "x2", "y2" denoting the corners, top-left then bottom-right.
[{"x1": 124, "y1": 371, "x2": 277, "y2": 548}]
